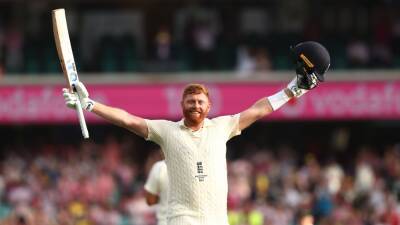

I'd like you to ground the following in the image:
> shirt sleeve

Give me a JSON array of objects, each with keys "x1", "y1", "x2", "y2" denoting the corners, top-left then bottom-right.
[
  {"x1": 144, "y1": 119, "x2": 168, "y2": 145},
  {"x1": 144, "y1": 161, "x2": 161, "y2": 195},
  {"x1": 213, "y1": 113, "x2": 241, "y2": 140}
]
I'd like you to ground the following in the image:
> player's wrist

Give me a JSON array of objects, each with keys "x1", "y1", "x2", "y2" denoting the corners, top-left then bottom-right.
[
  {"x1": 267, "y1": 89, "x2": 291, "y2": 111},
  {"x1": 82, "y1": 98, "x2": 95, "y2": 112}
]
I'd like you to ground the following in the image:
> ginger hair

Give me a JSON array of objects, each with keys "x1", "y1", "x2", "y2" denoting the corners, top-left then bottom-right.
[{"x1": 182, "y1": 83, "x2": 210, "y2": 100}]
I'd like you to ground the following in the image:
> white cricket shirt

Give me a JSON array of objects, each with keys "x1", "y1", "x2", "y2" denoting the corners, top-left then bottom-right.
[
  {"x1": 145, "y1": 160, "x2": 169, "y2": 225},
  {"x1": 145, "y1": 114, "x2": 241, "y2": 225}
]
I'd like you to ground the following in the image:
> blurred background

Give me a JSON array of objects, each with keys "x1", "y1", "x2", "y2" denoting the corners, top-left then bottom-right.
[{"x1": 0, "y1": 0, "x2": 400, "y2": 225}]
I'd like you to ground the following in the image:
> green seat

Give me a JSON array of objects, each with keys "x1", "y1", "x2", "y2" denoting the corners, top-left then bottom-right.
[
  {"x1": 25, "y1": 60, "x2": 40, "y2": 73},
  {"x1": 393, "y1": 56, "x2": 400, "y2": 68},
  {"x1": 175, "y1": 42, "x2": 193, "y2": 71},
  {"x1": 43, "y1": 47, "x2": 60, "y2": 73},
  {"x1": 0, "y1": 203, "x2": 11, "y2": 220},
  {"x1": 119, "y1": 35, "x2": 138, "y2": 72},
  {"x1": 123, "y1": 58, "x2": 138, "y2": 72},
  {"x1": 119, "y1": 215, "x2": 131, "y2": 225},
  {"x1": 102, "y1": 53, "x2": 118, "y2": 72},
  {"x1": 321, "y1": 36, "x2": 347, "y2": 69},
  {"x1": 274, "y1": 55, "x2": 291, "y2": 70},
  {"x1": 98, "y1": 36, "x2": 119, "y2": 72},
  {"x1": 176, "y1": 60, "x2": 190, "y2": 71},
  {"x1": 24, "y1": 37, "x2": 43, "y2": 74},
  {"x1": 216, "y1": 39, "x2": 236, "y2": 71}
]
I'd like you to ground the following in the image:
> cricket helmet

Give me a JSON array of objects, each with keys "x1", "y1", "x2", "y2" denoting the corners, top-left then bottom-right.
[{"x1": 290, "y1": 41, "x2": 330, "y2": 82}]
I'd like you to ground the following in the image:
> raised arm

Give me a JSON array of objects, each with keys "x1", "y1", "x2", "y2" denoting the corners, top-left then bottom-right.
[
  {"x1": 239, "y1": 88, "x2": 294, "y2": 130},
  {"x1": 63, "y1": 82, "x2": 148, "y2": 138},
  {"x1": 91, "y1": 102, "x2": 148, "y2": 138},
  {"x1": 240, "y1": 41, "x2": 330, "y2": 130}
]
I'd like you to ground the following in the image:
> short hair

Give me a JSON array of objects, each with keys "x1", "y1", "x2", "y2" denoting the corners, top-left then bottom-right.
[{"x1": 182, "y1": 83, "x2": 210, "y2": 100}]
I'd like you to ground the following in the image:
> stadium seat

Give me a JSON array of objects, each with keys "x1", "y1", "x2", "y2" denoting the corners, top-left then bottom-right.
[
  {"x1": 175, "y1": 42, "x2": 193, "y2": 71},
  {"x1": 118, "y1": 35, "x2": 138, "y2": 72},
  {"x1": 274, "y1": 54, "x2": 291, "y2": 70},
  {"x1": 98, "y1": 35, "x2": 119, "y2": 72},
  {"x1": 0, "y1": 203, "x2": 11, "y2": 220},
  {"x1": 320, "y1": 35, "x2": 347, "y2": 68},
  {"x1": 43, "y1": 46, "x2": 60, "y2": 73},
  {"x1": 216, "y1": 41, "x2": 236, "y2": 71},
  {"x1": 393, "y1": 56, "x2": 400, "y2": 68},
  {"x1": 24, "y1": 40, "x2": 42, "y2": 74}
]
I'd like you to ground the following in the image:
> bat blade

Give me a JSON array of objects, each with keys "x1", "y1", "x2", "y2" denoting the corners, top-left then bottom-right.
[{"x1": 52, "y1": 8, "x2": 89, "y2": 139}]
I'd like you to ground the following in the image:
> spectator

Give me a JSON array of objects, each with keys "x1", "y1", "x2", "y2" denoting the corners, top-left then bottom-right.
[
  {"x1": 191, "y1": 20, "x2": 218, "y2": 70},
  {"x1": 323, "y1": 158, "x2": 344, "y2": 195},
  {"x1": 1, "y1": 132, "x2": 400, "y2": 225},
  {"x1": 154, "y1": 26, "x2": 173, "y2": 61},
  {"x1": 236, "y1": 47, "x2": 272, "y2": 78},
  {"x1": 4, "y1": 22, "x2": 23, "y2": 73},
  {"x1": 236, "y1": 46, "x2": 257, "y2": 77},
  {"x1": 346, "y1": 39, "x2": 370, "y2": 68}
]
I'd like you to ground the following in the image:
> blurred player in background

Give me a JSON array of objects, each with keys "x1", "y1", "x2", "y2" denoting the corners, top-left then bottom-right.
[
  {"x1": 144, "y1": 156, "x2": 169, "y2": 225},
  {"x1": 63, "y1": 41, "x2": 330, "y2": 225}
]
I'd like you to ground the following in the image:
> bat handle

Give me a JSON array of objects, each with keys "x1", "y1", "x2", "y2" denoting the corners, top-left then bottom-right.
[{"x1": 75, "y1": 95, "x2": 89, "y2": 139}]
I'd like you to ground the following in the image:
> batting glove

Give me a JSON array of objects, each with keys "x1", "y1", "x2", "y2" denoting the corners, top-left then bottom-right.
[
  {"x1": 62, "y1": 82, "x2": 95, "y2": 111},
  {"x1": 286, "y1": 76, "x2": 309, "y2": 98}
]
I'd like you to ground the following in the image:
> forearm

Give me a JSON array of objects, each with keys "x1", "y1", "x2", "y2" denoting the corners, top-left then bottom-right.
[
  {"x1": 91, "y1": 102, "x2": 147, "y2": 137},
  {"x1": 92, "y1": 102, "x2": 133, "y2": 127},
  {"x1": 239, "y1": 88, "x2": 294, "y2": 130},
  {"x1": 267, "y1": 88, "x2": 294, "y2": 111},
  {"x1": 145, "y1": 191, "x2": 159, "y2": 206},
  {"x1": 254, "y1": 97, "x2": 274, "y2": 119}
]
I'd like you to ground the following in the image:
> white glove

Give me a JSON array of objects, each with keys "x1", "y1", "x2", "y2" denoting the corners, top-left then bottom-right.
[
  {"x1": 287, "y1": 77, "x2": 309, "y2": 98},
  {"x1": 62, "y1": 81, "x2": 95, "y2": 111}
]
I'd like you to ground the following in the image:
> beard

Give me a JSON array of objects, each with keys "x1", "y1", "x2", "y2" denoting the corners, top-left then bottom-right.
[{"x1": 182, "y1": 108, "x2": 208, "y2": 127}]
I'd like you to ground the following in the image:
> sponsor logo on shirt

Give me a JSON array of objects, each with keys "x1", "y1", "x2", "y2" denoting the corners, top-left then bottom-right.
[{"x1": 195, "y1": 161, "x2": 207, "y2": 182}]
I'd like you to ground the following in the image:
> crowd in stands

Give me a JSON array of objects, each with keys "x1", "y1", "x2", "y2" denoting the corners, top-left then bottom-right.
[
  {"x1": 0, "y1": 128, "x2": 399, "y2": 225},
  {"x1": 0, "y1": 1, "x2": 400, "y2": 75}
]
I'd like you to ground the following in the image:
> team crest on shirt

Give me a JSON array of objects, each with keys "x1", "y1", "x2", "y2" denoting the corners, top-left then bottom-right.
[{"x1": 195, "y1": 161, "x2": 208, "y2": 182}]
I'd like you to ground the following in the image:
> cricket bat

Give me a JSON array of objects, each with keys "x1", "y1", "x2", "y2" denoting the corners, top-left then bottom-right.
[{"x1": 52, "y1": 8, "x2": 89, "y2": 139}]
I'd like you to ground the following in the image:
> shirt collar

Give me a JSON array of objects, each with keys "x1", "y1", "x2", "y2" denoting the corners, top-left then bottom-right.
[{"x1": 178, "y1": 118, "x2": 213, "y2": 130}]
